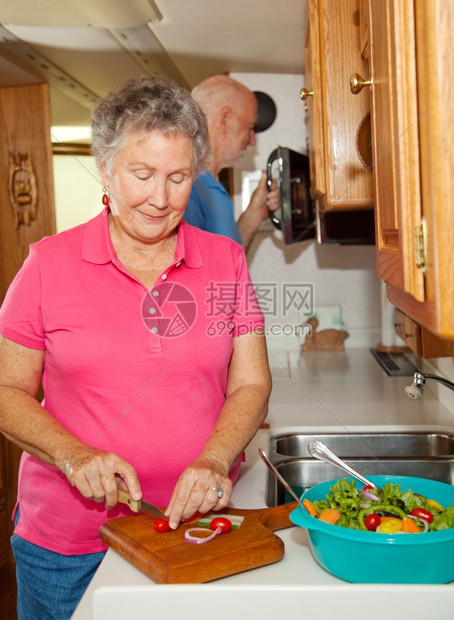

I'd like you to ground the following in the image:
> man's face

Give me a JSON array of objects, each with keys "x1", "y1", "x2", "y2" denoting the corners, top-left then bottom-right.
[{"x1": 223, "y1": 94, "x2": 258, "y2": 166}]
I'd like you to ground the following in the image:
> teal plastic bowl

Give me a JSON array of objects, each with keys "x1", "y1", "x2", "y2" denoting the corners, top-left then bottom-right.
[{"x1": 290, "y1": 475, "x2": 454, "y2": 583}]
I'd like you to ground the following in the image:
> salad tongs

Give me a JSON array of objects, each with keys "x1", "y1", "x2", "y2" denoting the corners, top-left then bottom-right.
[{"x1": 307, "y1": 440, "x2": 382, "y2": 490}]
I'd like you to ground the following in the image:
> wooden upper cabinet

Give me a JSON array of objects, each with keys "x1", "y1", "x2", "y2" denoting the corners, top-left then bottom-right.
[
  {"x1": 303, "y1": 0, "x2": 324, "y2": 199},
  {"x1": 368, "y1": 0, "x2": 454, "y2": 342},
  {"x1": 302, "y1": 0, "x2": 374, "y2": 212},
  {"x1": 368, "y1": 0, "x2": 424, "y2": 300}
]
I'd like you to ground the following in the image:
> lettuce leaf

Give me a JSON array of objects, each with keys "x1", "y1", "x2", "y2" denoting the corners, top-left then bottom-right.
[
  {"x1": 431, "y1": 504, "x2": 454, "y2": 531},
  {"x1": 381, "y1": 481, "x2": 403, "y2": 504},
  {"x1": 402, "y1": 489, "x2": 425, "y2": 512},
  {"x1": 313, "y1": 479, "x2": 365, "y2": 528}
]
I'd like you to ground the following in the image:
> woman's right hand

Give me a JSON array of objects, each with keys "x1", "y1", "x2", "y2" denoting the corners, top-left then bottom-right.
[{"x1": 59, "y1": 445, "x2": 142, "y2": 509}]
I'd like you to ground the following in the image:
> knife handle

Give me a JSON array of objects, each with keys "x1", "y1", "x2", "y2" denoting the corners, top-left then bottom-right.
[{"x1": 117, "y1": 488, "x2": 141, "y2": 512}]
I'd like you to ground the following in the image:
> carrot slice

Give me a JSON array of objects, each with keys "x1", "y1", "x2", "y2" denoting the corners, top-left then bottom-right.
[
  {"x1": 303, "y1": 498, "x2": 318, "y2": 517},
  {"x1": 318, "y1": 508, "x2": 341, "y2": 524},
  {"x1": 401, "y1": 518, "x2": 421, "y2": 533}
]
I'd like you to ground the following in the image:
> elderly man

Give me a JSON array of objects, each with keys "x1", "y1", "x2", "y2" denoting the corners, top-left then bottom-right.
[{"x1": 184, "y1": 75, "x2": 279, "y2": 252}]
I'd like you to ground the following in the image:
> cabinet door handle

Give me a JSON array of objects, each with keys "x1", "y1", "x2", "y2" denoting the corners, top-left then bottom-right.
[
  {"x1": 299, "y1": 87, "x2": 313, "y2": 101},
  {"x1": 350, "y1": 73, "x2": 372, "y2": 94}
]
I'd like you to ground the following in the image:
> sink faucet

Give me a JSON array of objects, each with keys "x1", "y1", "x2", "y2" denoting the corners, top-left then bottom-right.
[{"x1": 405, "y1": 372, "x2": 454, "y2": 399}]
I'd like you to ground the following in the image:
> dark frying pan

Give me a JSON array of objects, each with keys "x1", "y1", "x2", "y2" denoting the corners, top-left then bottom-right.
[{"x1": 253, "y1": 91, "x2": 277, "y2": 133}]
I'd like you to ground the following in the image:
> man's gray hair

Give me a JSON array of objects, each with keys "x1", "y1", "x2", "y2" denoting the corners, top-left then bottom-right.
[{"x1": 191, "y1": 75, "x2": 253, "y2": 123}]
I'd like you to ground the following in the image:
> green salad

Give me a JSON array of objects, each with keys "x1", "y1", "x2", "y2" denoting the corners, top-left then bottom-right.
[{"x1": 306, "y1": 479, "x2": 454, "y2": 533}]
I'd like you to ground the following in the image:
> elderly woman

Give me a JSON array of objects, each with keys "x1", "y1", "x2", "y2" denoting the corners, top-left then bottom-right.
[{"x1": 0, "y1": 76, "x2": 271, "y2": 619}]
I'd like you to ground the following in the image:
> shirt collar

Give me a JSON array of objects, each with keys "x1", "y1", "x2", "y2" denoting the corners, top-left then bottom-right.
[
  {"x1": 174, "y1": 220, "x2": 203, "y2": 268},
  {"x1": 199, "y1": 169, "x2": 227, "y2": 191},
  {"x1": 81, "y1": 207, "x2": 114, "y2": 264},
  {"x1": 81, "y1": 207, "x2": 203, "y2": 269}
]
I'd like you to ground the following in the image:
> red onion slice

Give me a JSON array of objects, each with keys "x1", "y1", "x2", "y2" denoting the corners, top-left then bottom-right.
[
  {"x1": 408, "y1": 515, "x2": 429, "y2": 533},
  {"x1": 361, "y1": 489, "x2": 382, "y2": 503},
  {"x1": 184, "y1": 526, "x2": 222, "y2": 544}
]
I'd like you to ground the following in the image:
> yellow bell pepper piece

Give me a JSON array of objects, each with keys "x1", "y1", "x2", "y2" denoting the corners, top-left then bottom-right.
[
  {"x1": 377, "y1": 517, "x2": 403, "y2": 533},
  {"x1": 427, "y1": 499, "x2": 444, "y2": 512}
]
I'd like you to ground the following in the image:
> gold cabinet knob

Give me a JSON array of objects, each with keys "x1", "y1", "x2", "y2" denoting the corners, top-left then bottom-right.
[
  {"x1": 350, "y1": 73, "x2": 372, "y2": 95},
  {"x1": 300, "y1": 87, "x2": 313, "y2": 101}
]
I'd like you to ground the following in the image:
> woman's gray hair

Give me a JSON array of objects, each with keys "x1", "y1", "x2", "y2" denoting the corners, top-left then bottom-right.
[{"x1": 91, "y1": 75, "x2": 211, "y2": 174}]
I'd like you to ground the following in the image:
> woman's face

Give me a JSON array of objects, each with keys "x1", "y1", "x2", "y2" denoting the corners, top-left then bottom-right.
[{"x1": 102, "y1": 129, "x2": 195, "y2": 245}]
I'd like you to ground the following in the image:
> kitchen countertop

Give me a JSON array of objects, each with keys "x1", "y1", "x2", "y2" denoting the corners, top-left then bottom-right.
[{"x1": 73, "y1": 348, "x2": 454, "y2": 619}]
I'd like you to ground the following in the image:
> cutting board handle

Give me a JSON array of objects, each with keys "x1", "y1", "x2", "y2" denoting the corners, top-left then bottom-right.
[{"x1": 258, "y1": 501, "x2": 298, "y2": 531}]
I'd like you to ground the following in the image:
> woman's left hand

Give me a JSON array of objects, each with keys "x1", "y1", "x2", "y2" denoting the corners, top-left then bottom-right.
[{"x1": 164, "y1": 455, "x2": 232, "y2": 529}]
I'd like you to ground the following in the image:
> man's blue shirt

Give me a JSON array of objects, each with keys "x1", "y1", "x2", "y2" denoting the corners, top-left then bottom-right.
[{"x1": 184, "y1": 171, "x2": 242, "y2": 245}]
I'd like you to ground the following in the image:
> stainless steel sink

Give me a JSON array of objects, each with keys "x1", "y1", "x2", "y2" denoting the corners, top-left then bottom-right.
[{"x1": 265, "y1": 431, "x2": 454, "y2": 506}]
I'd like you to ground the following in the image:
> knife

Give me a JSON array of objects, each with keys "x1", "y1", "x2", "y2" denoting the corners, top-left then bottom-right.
[{"x1": 117, "y1": 489, "x2": 168, "y2": 520}]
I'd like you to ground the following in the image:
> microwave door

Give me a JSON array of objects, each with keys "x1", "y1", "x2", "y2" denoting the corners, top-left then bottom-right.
[
  {"x1": 280, "y1": 148, "x2": 294, "y2": 244},
  {"x1": 267, "y1": 146, "x2": 315, "y2": 244}
]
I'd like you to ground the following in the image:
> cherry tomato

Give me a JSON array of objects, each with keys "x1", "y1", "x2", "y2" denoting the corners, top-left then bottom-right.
[
  {"x1": 363, "y1": 485, "x2": 375, "y2": 492},
  {"x1": 210, "y1": 517, "x2": 232, "y2": 533},
  {"x1": 364, "y1": 513, "x2": 381, "y2": 531},
  {"x1": 410, "y1": 507, "x2": 433, "y2": 523},
  {"x1": 154, "y1": 518, "x2": 172, "y2": 533}
]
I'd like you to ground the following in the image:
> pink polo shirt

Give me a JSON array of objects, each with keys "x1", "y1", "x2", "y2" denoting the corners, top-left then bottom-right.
[{"x1": 0, "y1": 208, "x2": 264, "y2": 554}]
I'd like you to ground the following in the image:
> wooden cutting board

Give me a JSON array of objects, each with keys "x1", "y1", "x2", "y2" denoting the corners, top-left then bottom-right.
[{"x1": 99, "y1": 502, "x2": 297, "y2": 583}]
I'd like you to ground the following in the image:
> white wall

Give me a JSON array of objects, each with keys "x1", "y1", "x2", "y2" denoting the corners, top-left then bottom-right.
[
  {"x1": 53, "y1": 154, "x2": 102, "y2": 232},
  {"x1": 230, "y1": 72, "x2": 382, "y2": 350},
  {"x1": 230, "y1": 72, "x2": 308, "y2": 184}
]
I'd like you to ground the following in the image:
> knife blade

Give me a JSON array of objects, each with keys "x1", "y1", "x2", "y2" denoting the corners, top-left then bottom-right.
[{"x1": 117, "y1": 488, "x2": 168, "y2": 520}]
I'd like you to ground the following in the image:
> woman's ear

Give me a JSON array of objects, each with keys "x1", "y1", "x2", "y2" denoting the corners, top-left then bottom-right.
[{"x1": 99, "y1": 160, "x2": 108, "y2": 188}]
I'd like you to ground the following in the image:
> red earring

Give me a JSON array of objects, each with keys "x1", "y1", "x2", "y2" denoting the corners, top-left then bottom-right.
[{"x1": 102, "y1": 188, "x2": 110, "y2": 207}]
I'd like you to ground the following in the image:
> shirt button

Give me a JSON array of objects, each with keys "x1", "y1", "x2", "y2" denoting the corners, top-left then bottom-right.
[
  {"x1": 149, "y1": 308, "x2": 156, "y2": 315},
  {"x1": 161, "y1": 273, "x2": 168, "y2": 280},
  {"x1": 176, "y1": 262, "x2": 181, "y2": 267},
  {"x1": 151, "y1": 327, "x2": 158, "y2": 333},
  {"x1": 152, "y1": 290, "x2": 159, "y2": 297}
]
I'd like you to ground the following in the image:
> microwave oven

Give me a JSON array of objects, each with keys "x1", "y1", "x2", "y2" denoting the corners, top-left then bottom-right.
[{"x1": 266, "y1": 146, "x2": 375, "y2": 245}]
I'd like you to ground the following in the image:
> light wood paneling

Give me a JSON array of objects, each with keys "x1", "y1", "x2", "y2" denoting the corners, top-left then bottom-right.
[{"x1": 0, "y1": 82, "x2": 56, "y2": 565}]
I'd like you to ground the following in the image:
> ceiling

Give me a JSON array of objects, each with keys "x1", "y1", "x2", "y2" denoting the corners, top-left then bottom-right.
[{"x1": 0, "y1": 0, "x2": 308, "y2": 128}]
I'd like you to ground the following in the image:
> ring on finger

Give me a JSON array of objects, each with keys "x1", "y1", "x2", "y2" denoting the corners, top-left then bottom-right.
[{"x1": 209, "y1": 486, "x2": 224, "y2": 499}]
